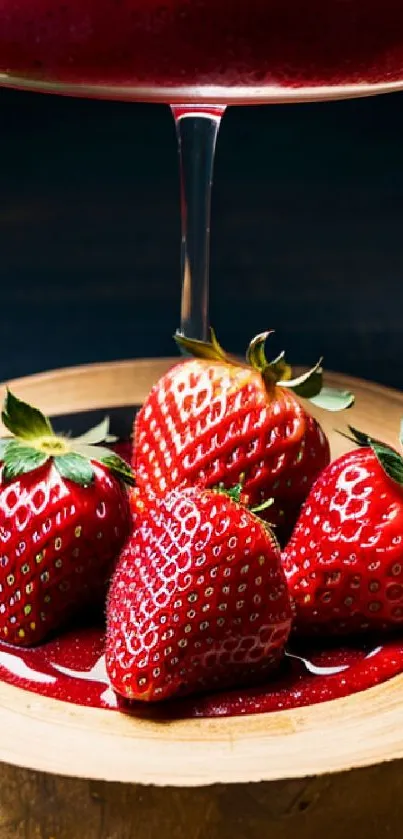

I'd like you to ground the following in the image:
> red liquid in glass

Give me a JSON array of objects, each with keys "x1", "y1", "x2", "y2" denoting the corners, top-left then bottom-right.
[{"x1": 0, "y1": 0, "x2": 403, "y2": 101}]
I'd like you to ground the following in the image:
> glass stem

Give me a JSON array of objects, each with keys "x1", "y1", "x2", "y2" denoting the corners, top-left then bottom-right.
[{"x1": 172, "y1": 105, "x2": 224, "y2": 342}]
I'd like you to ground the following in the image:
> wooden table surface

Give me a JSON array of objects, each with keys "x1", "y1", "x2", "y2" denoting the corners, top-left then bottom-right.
[{"x1": 1, "y1": 88, "x2": 403, "y2": 387}]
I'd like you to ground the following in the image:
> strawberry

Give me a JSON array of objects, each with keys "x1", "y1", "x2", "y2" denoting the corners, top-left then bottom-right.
[
  {"x1": 0, "y1": 390, "x2": 134, "y2": 646},
  {"x1": 134, "y1": 330, "x2": 353, "y2": 544},
  {"x1": 282, "y1": 426, "x2": 403, "y2": 636},
  {"x1": 106, "y1": 484, "x2": 292, "y2": 702}
]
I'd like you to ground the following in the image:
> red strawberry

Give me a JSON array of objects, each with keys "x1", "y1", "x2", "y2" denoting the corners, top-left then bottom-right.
[
  {"x1": 282, "y1": 426, "x2": 403, "y2": 635},
  {"x1": 106, "y1": 484, "x2": 292, "y2": 702},
  {"x1": 134, "y1": 330, "x2": 352, "y2": 544},
  {"x1": 0, "y1": 390, "x2": 134, "y2": 646}
]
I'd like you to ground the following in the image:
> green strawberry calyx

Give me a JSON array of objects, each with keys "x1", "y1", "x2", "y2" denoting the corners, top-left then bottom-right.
[
  {"x1": 342, "y1": 425, "x2": 403, "y2": 486},
  {"x1": 0, "y1": 389, "x2": 135, "y2": 487},
  {"x1": 214, "y1": 477, "x2": 281, "y2": 551},
  {"x1": 175, "y1": 328, "x2": 354, "y2": 413},
  {"x1": 214, "y1": 475, "x2": 274, "y2": 514}
]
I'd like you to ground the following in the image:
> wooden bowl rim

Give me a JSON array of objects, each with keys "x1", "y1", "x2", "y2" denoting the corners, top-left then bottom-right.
[{"x1": 0, "y1": 358, "x2": 403, "y2": 786}]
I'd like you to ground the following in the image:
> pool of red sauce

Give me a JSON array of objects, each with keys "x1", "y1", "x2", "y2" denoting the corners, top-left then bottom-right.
[
  {"x1": 1, "y1": 441, "x2": 403, "y2": 718},
  {"x1": 1, "y1": 625, "x2": 403, "y2": 718}
]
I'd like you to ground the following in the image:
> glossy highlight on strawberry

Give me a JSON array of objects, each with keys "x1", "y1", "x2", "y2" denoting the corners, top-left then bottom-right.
[
  {"x1": 134, "y1": 330, "x2": 353, "y2": 544},
  {"x1": 282, "y1": 427, "x2": 403, "y2": 635},
  {"x1": 0, "y1": 390, "x2": 134, "y2": 646},
  {"x1": 106, "y1": 485, "x2": 292, "y2": 702}
]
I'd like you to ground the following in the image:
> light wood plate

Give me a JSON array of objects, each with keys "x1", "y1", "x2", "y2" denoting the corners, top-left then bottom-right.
[{"x1": 0, "y1": 359, "x2": 403, "y2": 790}]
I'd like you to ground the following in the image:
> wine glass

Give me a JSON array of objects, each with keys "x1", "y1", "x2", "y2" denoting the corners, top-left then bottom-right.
[{"x1": 0, "y1": 1, "x2": 402, "y2": 341}]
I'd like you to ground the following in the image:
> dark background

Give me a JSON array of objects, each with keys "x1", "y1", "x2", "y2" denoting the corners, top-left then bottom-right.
[{"x1": 1, "y1": 87, "x2": 403, "y2": 387}]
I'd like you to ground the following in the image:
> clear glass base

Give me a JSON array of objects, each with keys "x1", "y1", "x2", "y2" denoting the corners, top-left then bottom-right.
[{"x1": 2, "y1": 73, "x2": 403, "y2": 104}]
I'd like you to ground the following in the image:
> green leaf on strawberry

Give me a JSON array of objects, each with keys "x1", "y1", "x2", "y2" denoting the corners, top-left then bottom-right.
[
  {"x1": 371, "y1": 444, "x2": 403, "y2": 485},
  {"x1": 73, "y1": 417, "x2": 111, "y2": 446},
  {"x1": 175, "y1": 328, "x2": 237, "y2": 364},
  {"x1": 72, "y1": 443, "x2": 134, "y2": 484},
  {"x1": 214, "y1": 475, "x2": 275, "y2": 516},
  {"x1": 214, "y1": 478, "x2": 245, "y2": 504},
  {"x1": 309, "y1": 387, "x2": 355, "y2": 412},
  {"x1": 174, "y1": 328, "x2": 354, "y2": 412},
  {"x1": 280, "y1": 360, "x2": 323, "y2": 398},
  {"x1": 266, "y1": 350, "x2": 291, "y2": 383},
  {"x1": 246, "y1": 331, "x2": 282, "y2": 375},
  {"x1": 2, "y1": 389, "x2": 54, "y2": 440},
  {"x1": 97, "y1": 454, "x2": 135, "y2": 485},
  {"x1": 2, "y1": 442, "x2": 49, "y2": 481},
  {"x1": 0, "y1": 390, "x2": 135, "y2": 487},
  {"x1": 341, "y1": 424, "x2": 403, "y2": 487},
  {"x1": 54, "y1": 453, "x2": 95, "y2": 486},
  {"x1": 0, "y1": 438, "x2": 12, "y2": 459}
]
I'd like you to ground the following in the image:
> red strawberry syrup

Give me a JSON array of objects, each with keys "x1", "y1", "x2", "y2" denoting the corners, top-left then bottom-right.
[{"x1": 1, "y1": 625, "x2": 402, "y2": 717}]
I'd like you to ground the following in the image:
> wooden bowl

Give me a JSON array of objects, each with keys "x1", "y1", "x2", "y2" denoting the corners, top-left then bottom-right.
[{"x1": 1, "y1": 359, "x2": 403, "y2": 839}]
